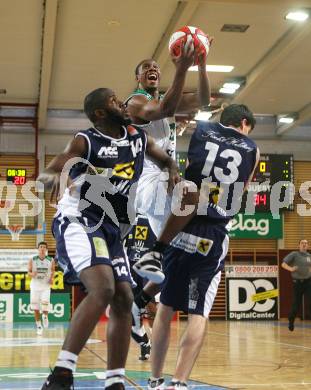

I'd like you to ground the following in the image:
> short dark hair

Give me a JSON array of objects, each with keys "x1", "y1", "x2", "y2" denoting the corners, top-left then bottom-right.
[
  {"x1": 84, "y1": 88, "x2": 110, "y2": 123},
  {"x1": 38, "y1": 241, "x2": 48, "y2": 248},
  {"x1": 135, "y1": 59, "x2": 153, "y2": 76},
  {"x1": 220, "y1": 104, "x2": 256, "y2": 130}
]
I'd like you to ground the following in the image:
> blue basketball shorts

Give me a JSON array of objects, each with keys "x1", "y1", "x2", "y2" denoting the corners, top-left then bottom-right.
[
  {"x1": 160, "y1": 221, "x2": 229, "y2": 318},
  {"x1": 52, "y1": 212, "x2": 133, "y2": 285}
]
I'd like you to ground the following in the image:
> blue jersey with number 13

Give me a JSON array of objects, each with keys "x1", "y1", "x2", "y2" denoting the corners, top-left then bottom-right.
[{"x1": 185, "y1": 121, "x2": 258, "y2": 223}]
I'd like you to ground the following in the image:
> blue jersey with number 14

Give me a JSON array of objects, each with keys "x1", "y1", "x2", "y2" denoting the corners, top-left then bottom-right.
[{"x1": 185, "y1": 121, "x2": 258, "y2": 223}]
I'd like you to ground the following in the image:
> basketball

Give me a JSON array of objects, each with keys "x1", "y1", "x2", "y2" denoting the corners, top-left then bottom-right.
[{"x1": 168, "y1": 25, "x2": 210, "y2": 65}]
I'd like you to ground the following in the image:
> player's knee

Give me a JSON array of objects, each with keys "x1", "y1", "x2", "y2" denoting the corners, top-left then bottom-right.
[
  {"x1": 112, "y1": 288, "x2": 134, "y2": 314},
  {"x1": 89, "y1": 285, "x2": 115, "y2": 308}
]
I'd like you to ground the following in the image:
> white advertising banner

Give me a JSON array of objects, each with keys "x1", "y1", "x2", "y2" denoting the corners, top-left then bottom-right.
[
  {"x1": 225, "y1": 265, "x2": 279, "y2": 320},
  {"x1": 0, "y1": 249, "x2": 38, "y2": 271}
]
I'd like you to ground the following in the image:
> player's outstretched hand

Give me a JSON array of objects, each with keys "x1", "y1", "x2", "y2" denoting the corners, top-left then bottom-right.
[
  {"x1": 37, "y1": 169, "x2": 60, "y2": 204},
  {"x1": 197, "y1": 35, "x2": 214, "y2": 68},
  {"x1": 172, "y1": 36, "x2": 195, "y2": 70}
]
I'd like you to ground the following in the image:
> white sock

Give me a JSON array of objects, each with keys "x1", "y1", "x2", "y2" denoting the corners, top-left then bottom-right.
[
  {"x1": 36, "y1": 321, "x2": 42, "y2": 327},
  {"x1": 105, "y1": 368, "x2": 125, "y2": 387},
  {"x1": 55, "y1": 350, "x2": 78, "y2": 372}
]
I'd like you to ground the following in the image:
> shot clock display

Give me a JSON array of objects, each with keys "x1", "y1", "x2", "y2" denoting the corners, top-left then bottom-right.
[{"x1": 6, "y1": 168, "x2": 27, "y2": 185}]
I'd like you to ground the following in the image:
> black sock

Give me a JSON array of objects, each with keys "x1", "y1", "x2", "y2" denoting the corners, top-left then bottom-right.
[
  {"x1": 135, "y1": 290, "x2": 152, "y2": 309},
  {"x1": 53, "y1": 367, "x2": 73, "y2": 376}
]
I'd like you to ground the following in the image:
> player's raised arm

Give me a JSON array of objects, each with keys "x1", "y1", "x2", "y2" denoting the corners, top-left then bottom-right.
[
  {"x1": 127, "y1": 42, "x2": 195, "y2": 123},
  {"x1": 145, "y1": 134, "x2": 180, "y2": 193}
]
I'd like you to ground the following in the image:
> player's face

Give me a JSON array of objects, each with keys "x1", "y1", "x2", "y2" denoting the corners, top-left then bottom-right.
[
  {"x1": 137, "y1": 60, "x2": 161, "y2": 89},
  {"x1": 299, "y1": 240, "x2": 308, "y2": 251},
  {"x1": 38, "y1": 244, "x2": 47, "y2": 257},
  {"x1": 103, "y1": 91, "x2": 132, "y2": 125}
]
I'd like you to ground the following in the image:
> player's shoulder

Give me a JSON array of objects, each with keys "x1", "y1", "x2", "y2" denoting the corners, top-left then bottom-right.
[
  {"x1": 75, "y1": 127, "x2": 96, "y2": 138},
  {"x1": 127, "y1": 89, "x2": 153, "y2": 102},
  {"x1": 46, "y1": 256, "x2": 53, "y2": 262},
  {"x1": 32, "y1": 255, "x2": 39, "y2": 261}
]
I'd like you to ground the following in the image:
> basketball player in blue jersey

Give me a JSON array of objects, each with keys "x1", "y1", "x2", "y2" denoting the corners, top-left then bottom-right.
[
  {"x1": 136, "y1": 104, "x2": 260, "y2": 389},
  {"x1": 37, "y1": 85, "x2": 189, "y2": 390},
  {"x1": 125, "y1": 39, "x2": 212, "y2": 359}
]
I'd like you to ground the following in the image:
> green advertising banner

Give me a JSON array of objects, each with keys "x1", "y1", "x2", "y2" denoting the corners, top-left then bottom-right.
[
  {"x1": 13, "y1": 293, "x2": 71, "y2": 322},
  {"x1": 229, "y1": 213, "x2": 283, "y2": 239}
]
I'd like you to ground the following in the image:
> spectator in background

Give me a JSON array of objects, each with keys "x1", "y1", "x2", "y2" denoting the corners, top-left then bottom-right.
[
  {"x1": 28, "y1": 241, "x2": 55, "y2": 335},
  {"x1": 282, "y1": 239, "x2": 311, "y2": 331}
]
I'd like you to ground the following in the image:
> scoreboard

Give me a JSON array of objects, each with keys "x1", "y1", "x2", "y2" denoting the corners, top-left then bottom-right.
[
  {"x1": 242, "y1": 154, "x2": 294, "y2": 212},
  {"x1": 6, "y1": 168, "x2": 27, "y2": 185},
  {"x1": 176, "y1": 152, "x2": 294, "y2": 212}
]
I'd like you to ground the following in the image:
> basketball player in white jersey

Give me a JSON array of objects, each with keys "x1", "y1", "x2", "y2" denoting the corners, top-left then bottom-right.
[
  {"x1": 125, "y1": 38, "x2": 212, "y2": 358},
  {"x1": 28, "y1": 241, "x2": 55, "y2": 335}
]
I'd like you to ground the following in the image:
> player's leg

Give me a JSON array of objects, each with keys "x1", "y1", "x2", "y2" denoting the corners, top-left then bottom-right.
[
  {"x1": 168, "y1": 224, "x2": 228, "y2": 389},
  {"x1": 41, "y1": 288, "x2": 51, "y2": 329},
  {"x1": 149, "y1": 303, "x2": 175, "y2": 387},
  {"x1": 30, "y1": 289, "x2": 43, "y2": 335},
  {"x1": 148, "y1": 247, "x2": 186, "y2": 389},
  {"x1": 288, "y1": 280, "x2": 304, "y2": 331},
  {"x1": 105, "y1": 281, "x2": 133, "y2": 388},
  {"x1": 41, "y1": 264, "x2": 115, "y2": 390},
  {"x1": 173, "y1": 314, "x2": 207, "y2": 383},
  {"x1": 127, "y1": 215, "x2": 159, "y2": 359}
]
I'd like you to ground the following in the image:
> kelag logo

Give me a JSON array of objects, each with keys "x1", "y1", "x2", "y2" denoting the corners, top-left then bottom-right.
[
  {"x1": 13, "y1": 293, "x2": 70, "y2": 322},
  {"x1": 0, "y1": 300, "x2": 6, "y2": 314},
  {"x1": 0, "y1": 294, "x2": 13, "y2": 322}
]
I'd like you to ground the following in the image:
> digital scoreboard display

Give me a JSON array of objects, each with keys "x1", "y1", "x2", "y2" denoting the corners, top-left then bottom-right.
[
  {"x1": 242, "y1": 154, "x2": 294, "y2": 212},
  {"x1": 176, "y1": 152, "x2": 294, "y2": 212},
  {"x1": 6, "y1": 168, "x2": 27, "y2": 185}
]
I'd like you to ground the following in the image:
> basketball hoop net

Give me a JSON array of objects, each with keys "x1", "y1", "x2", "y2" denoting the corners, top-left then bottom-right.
[{"x1": 7, "y1": 225, "x2": 24, "y2": 241}]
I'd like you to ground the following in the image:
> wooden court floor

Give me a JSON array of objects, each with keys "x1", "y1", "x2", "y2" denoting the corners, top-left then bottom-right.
[{"x1": 0, "y1": 319, "x2": 310, "y2": 389}]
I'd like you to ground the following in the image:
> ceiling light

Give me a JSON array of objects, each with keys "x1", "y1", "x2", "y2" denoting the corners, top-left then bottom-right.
[
  {"x1": 285, "y1": 11, "x2": 309, "y2": 21},
  {"x1": 278, "y1": 117, "x2": 294, "y2": 124},
  {"x1": 194, "y1": 111, "x2": 213, "y2": 121},
  {"x1": 223, "y1": 82, "x2": 240, "y2": 90},
  {"x1": 219, "y1": 87, "x2": 237, "y2": 94},
  {"x1": 189, "y1": 65, "x2": 234, "y2": 72}
]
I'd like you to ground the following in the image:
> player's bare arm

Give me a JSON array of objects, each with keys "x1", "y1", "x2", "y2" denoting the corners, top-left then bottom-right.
[
  {"x1": 145, "y1": 134, "x2": 180, "y2": 193},
  {"x1": 49, "y1": 259, "x2": 56, "y2": 285},
  {"x1": 27, "y1": 259, "x2": 37, "y2": 278},
  {"x1": 127, "y1": 42, "x2": 195, "y2": 123},
  {"x1": 176, "y1": 40, "x2": 212, "y2": 113},
  {"x1": 37, "y1": 135, "x2": 87, "y2": 202}
]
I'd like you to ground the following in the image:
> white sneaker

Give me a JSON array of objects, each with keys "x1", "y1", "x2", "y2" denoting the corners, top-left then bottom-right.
[
  {"x1": 42, "y1": 314, "x2": 49, "y2": 329},
  {"x1": 36, "y1": 325, "x2": 43, "y2": 336},
  {"x1": 147, "y1": 377, "x2": 165, "y2": 389},
  {"x1": 133, "y1": 251, "x2": 164, "y2": 283},
  {"x1": 166, "y1": 381, "x2": 188, "y2": 389}
]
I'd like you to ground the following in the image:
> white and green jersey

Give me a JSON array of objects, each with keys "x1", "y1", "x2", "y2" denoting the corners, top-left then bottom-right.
[
  {"x1": 125, "y1": 89, "x2": 177, "y2": 236},
  {"x1": 125, "y1": 89, "x2": 176, "y2": 173},
  {"x1": 30, "y1": 255, "x2": 53, "y2": 289}
]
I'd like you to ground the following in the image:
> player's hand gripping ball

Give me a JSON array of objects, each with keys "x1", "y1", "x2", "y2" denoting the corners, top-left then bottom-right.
[{"x1": 168, "y1": 26, "x2": 210, "y2": 65}]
